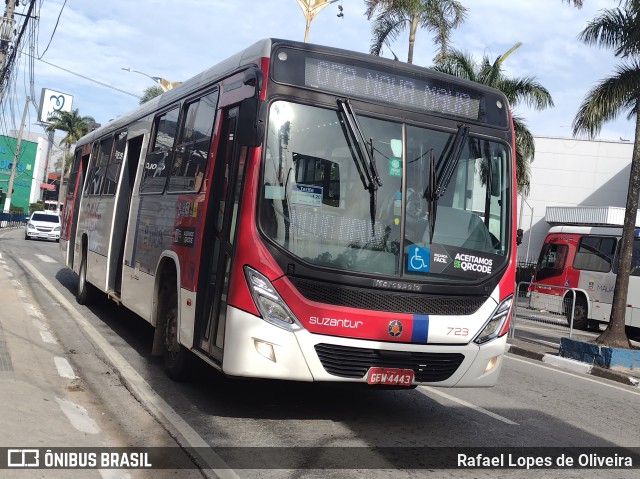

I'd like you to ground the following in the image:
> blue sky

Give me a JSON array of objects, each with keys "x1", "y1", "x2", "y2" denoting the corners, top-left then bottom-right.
[{"x1": 4, "y1": 0, "x2": 635, "y2": 145}]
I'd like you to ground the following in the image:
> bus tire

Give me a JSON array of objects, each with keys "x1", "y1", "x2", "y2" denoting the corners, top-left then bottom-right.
[
  {"x1": 569, "y1": 296, "x2": 589, "y2": 330},
  {"x1": 161, "y1": 280, "x2": 189, "y2": 381},
  {"x1": 76, "y1": 254, "x2": 96, "y2": 305}
]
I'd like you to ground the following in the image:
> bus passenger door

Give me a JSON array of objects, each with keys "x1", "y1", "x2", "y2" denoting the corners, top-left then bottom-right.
[
  {"x1": 114, "y1": 135, "x2": 143, "y2": 294},
  {"x1": 64, "y1": 150, "x2": 89, "y2": 269},
  {"x1": 197, "y1": 107, "x2": 244, "y2": 360}
]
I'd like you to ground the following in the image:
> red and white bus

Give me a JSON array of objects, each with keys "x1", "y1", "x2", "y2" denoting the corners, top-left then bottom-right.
[
  {"x1": 530, "y1": 225, "x2": 640, "y2": 332},
  {"x1": 61, "y1": 38, "x2": 517, "y2": 387}
]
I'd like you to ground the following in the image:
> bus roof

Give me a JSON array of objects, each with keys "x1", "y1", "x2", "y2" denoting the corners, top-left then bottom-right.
[{"x1": 78, "y1": 38, "x2": 511, "y2": 149}]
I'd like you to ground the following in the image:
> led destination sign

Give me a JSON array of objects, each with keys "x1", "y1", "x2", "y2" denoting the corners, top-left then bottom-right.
[
  {"x1": 305, "y1": 58, "x2": 480, "y2": 120},
  {"x1": 272, "y1": 47, "x2": 509, "y2": 128}
]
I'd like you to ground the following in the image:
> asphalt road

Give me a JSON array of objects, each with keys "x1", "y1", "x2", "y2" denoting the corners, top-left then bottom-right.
[{"x1": 1, "y1": 227, "x2": 639, "y2": 479}]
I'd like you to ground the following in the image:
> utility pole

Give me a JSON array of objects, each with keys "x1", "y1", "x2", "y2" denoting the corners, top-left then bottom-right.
[
  {"x1": 41, "y1": 128, "x2": 54, "y2": 200},
  {"x1": 0, "y1": 0, "x2": 16, "y2": 73},
  {"x1": 3, "y1": 95, "x2": 29, "y2": 213}
]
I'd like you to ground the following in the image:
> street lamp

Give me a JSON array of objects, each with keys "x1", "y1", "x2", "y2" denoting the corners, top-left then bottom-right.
[
  {"x1": 518, "y1": 195, "x2": 534, "y2": 260},
  {"x1": 296, "y1": 0, "x2": 342, "y2": 42},
  {"x1": 121, "y1": 67, "x2": 180, "y2": 92}
]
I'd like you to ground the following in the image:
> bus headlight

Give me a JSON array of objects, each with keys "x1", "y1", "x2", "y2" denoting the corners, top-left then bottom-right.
[
  {"x1": 244, "y1": 266, "x2": 301, "y2": 331},
  {"x1": 473, "y1": 295, "x2": 512, "y2": 345}
]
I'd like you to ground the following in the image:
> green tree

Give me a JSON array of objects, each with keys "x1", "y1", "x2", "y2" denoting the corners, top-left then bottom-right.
[
  {"x1": 571, "y1": 0, "x2": 640, "y2": 348},
  {"x1": 433, "y1": 43, "x2": 554, "y2": 193},
  {"x1": 139, "y1": 85, "x2": 164, "y2": 105},
  {"x1": 46, "y1": 109, "x2": 95, "y2": 150},
  {"x1": 54, "y1": 150, "x2": 75, "y2": 175},
  {"x1": 365, "y1": 0, "x2": 467, "y2": 63}
]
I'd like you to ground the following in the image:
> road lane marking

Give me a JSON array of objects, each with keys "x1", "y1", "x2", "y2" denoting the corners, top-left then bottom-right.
[
  {"x1": 40, "y1": 330, "x2": 57, "y2": 344},
  {"x1": 32, "y1": 319, "x2": 48, "y2": 331},
  {"x1": 54, "y1": 356, "x2": 76, "y2": 379},
  {"x1": 99, "y1": 469, "x2": 132, "y2": 479},
  {"x1": 55, "y1": 397, "x2": 100, "y2": 434},
  {"x1": 21, "y1": 259, "x2": 239, "y2": 479},
  {"x1": 419, "y1": 386, "x2": 519, "y2": 425},
  {"x1": 35, "y1": 254, "x2": 57, "y2": 263},
  {"x1": 506, "y1": 354, "x2": 640, "y2": 396}
]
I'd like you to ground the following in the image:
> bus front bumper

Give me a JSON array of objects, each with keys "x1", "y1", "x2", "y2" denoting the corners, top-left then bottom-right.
[{"x1": 222, "y1": 306, "x2": 507, "y2": 388}]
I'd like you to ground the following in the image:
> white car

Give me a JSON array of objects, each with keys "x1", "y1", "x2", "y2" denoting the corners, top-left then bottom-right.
[{"x1": 25, "y1": 211, "x2": 61, "y2": 242}]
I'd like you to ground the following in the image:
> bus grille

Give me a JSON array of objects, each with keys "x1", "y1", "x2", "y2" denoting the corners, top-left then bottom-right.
[
  {"x1": 314, "y1": 343, "x2": 465, "y2": 382},
  {"x1": 289, "y1": 277, "x2": 486, "y2": 315}
]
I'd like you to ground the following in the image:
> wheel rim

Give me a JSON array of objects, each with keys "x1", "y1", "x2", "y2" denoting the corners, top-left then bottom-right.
[
  {"x1": 164, "y1": 306, "x2": 180, "y2": 362},
  {"x1": 79, "y1": 261, "x2": 86, "y2": 295}
]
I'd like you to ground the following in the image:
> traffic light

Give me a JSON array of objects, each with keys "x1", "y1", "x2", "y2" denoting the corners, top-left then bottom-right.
[{"x1": 516, "y1": 228, "x2": 523, "y2": 246}]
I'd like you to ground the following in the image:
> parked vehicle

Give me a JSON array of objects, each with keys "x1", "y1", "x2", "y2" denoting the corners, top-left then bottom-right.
[
  {"x1": 25, "y1": 211, "x2": 61, "y2": 242},
  {"x1": 529, "y1": 224, "x2": 640, "y2": 333}
]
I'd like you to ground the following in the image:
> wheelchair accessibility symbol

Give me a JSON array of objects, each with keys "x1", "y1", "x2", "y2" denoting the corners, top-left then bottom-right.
[{"x1": 408, "y1": 245, "x2": 430, "y2": 272}]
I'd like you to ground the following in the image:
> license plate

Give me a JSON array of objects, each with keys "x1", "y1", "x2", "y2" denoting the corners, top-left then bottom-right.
[{"x1": 366, "y1": 367, "x2": 414, "y2": 386}]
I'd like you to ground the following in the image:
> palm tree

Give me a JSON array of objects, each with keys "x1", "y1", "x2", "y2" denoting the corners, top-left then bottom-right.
[
  {"x1": 572, "y1": 0, "x2": 640, "y2": 348},
  {"x1": 139, "y1": 85, "x2": 164, "y2": 105},
  {"x1": 365, "y1": 0, "x2": 467, "y2": 63},
  {"x1": 46, "y1": 109, "x2": 95, "y2": 149},
  {"x1": 433, "y1": 43, "x2": 554, "y2": 194}
]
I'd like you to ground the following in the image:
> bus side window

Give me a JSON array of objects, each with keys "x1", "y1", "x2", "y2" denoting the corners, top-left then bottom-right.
[
  {"x1": 96, "y1": 136, "x2": 114, "y2": 196},
  {"x1": 83, "y1": 143, "x2": 101, "y2": 196},
  {"x1": 102, "y1": 131, "x2": 126, "y2": 196},
  {"x1": 631, "y1": 238, "x2": 640, "y2": 276},
  {"x1": 573, "y1": 236, "x2": 616, "y2": 272},
  {"x1": 168, "y1": 90, "x2": 218, "y2": 192},
  {"x1": 140, "y1": 107, "x2": 180, "y2": 194}
]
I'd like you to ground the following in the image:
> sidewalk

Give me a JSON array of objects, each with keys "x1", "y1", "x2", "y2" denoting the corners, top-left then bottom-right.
[
  {"x1": 506, "y1": 336, "x2": 640, "y2": 387},
  {"x1": 0, "y1": 254, "x2": 125, "y2": 478}
]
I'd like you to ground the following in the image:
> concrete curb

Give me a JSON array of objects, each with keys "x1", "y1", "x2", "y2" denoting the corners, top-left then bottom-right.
[{"x1": 506, "y1": 342, "x2": 640, "y2": 388}]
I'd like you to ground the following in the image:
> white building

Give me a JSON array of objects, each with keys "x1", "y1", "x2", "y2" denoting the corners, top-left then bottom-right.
[{"x1": 519, "y1": 136, "x2": 633, "y2": 261}]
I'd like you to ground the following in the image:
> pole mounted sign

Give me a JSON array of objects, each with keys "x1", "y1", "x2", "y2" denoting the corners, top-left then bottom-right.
[{"x1": 38, "y1": 88, "x2": 73, "y2": 123}]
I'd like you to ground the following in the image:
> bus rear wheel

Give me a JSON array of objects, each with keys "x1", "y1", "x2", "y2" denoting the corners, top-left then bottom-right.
[
  {"x1": 76, "y1": 254, "x2": 96, "y2": 305},
  {"x1": 568, "y1": 296, "x2": 589, "y2": 330},
  {"x1": 161, "y1": 280, "x2": 189, "y2": 381}
]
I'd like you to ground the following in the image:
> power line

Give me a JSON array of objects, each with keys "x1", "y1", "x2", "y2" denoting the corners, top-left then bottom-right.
[
  {"x1": 20, "y1": 50, "x2": 141, "y2": 99},
  {"x1": 38, "y1": 0, "x2": 66, "y2": 58},
  {"x1": 0, "y1": 0, "x2": 36, "y2": 91}
]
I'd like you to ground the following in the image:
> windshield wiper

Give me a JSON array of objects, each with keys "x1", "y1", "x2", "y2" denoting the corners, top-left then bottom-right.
[
  {"x1": 337, "y1": 98, "x2": 383, "y2": 235},
  {"x1": 424, "y1": 123, "x2": 470, "y2": 243}
]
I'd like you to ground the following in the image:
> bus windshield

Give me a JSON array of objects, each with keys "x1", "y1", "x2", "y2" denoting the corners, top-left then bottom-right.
[{"x1": 259, "y1": 100, "x2": 510, "y2": 281}]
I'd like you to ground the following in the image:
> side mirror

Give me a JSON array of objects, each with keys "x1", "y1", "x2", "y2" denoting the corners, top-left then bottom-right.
[
  {"x1": 237, "y1": 96, "x2": 266, "y2": 147},
  {"x1": 236, "y1": 67, "x2": 265, "y2": 147}
]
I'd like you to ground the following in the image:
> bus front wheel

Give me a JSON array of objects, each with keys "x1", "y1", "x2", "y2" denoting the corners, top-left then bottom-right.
[
  {"x1": 161, "y1": 280, "x2": 189, "y2": 381},
  {"x1": 568, "y1": 296, "x2": 589, "y2": 330}
]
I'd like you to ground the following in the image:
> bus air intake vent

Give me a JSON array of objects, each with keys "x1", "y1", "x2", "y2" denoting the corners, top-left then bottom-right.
[
  {"x1": 314, "y1": 343, "x2": 464, "y2": 382},
  {"x1": 288, "y1": 277, "x2": 486, "y2": 315}
]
